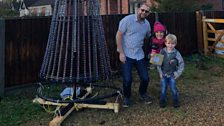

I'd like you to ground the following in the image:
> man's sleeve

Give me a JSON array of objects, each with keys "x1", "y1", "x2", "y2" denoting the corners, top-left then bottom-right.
[
  {"x1": 146, "y1": 21, "x2": 151, "y2": 38},
  {"x1": 118, "y1": 17, "x2": 127, "y2": 33}
]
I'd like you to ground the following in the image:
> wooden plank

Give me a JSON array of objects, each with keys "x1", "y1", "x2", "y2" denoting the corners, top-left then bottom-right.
[
  {"x1": 215, "y1": 47, "x2": 224, "y2": 50},
  {"x1": 203, "y1": 19, "x2": 224, "y2": 23},
  {"x1": 33, "y1": 98, "x2": 68, "y2": 106},
  {"x1": 33, "y1": 97, "x2": 119, "y2": 113},
  {"x1": 49, "y1": 104, "x2": 76, "y2": 126},
  {"x1": 207, "y1": 38, "x2": 216, "y2": 41},
  {"x1": 207, "y1": 30, "x2": 217, "y2": 33},
  {"x1": 212, "y1": 31, "x2": 224, "y2": 48},
  {"x1": 220, "y1": 39, "x2": 224, "y2": 44},
  {"x1": 207, "y1": 30, "x2": 224, "y2": 34},
  {"x1": 0, "y1": 19, "x2": 5, "y2": 97},
  {"x1": 207, "y1": 23, "x2": 216, "y2": 31}
]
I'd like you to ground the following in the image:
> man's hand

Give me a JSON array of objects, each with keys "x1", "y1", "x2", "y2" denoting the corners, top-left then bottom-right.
[
  {"x1": 119, "y1": 53, "x2": 126, "y2": 63},
  {"x1": 159, "y1": 74, "x2": 163, "y2": 79}
]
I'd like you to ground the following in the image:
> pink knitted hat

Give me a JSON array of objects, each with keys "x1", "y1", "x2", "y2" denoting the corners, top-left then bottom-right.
[{"x1": 153, "y1": 21, "x2": 165, "y2": 32}]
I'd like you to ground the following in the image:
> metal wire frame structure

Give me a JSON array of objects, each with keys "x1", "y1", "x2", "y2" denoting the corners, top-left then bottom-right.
[
  {"x1": 40, "y1": 0, "x2": 112, "y2": 83},
  {"x1": 37, "y1": 0, "x2": 121, "y2": 103}
]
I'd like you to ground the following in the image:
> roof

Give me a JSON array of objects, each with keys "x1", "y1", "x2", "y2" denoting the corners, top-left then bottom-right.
[
  {"x1": 26, "y1": 0, "x2": 55, "y2": 7},
  {"x1": 11, "y1": 0, "x2": 55, "y2": 11},
  {"x1": 23, "y1": 0, "x2": 37, "y2": 7}
]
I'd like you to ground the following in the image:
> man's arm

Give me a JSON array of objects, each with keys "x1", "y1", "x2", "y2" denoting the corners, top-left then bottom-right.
[{"x1": 116, "y1": 30, "x2": 126, "y2": 63}]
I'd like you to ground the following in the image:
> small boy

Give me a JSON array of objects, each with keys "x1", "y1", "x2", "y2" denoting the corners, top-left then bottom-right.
[{"x1": 157, "y1": 34, "x2": 184, "y2": 108}]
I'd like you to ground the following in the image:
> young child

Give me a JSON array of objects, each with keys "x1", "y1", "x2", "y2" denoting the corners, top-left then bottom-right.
[
  {"x1": 157, "y1": 34, "x2": 184, "y2": 108},
  {"x1": 147, "y1": 21, "x2": 166, "y2": 69},
  {"x1": 150, "y1": 21, "x2": 166, "y2": 57}
]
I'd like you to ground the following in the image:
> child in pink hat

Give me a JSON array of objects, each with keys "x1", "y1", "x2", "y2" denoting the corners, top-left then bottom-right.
[{"x1": 149, "y1": 21, "x2": 166, "y2": 57}]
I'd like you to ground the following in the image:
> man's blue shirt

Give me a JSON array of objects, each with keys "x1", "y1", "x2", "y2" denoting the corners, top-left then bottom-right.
[{"x1": 118, "y1": 14, "x2": 151, "y2": 60}]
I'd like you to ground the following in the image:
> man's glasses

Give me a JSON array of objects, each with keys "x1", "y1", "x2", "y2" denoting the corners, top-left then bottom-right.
[{"x1": 141, "y1": 9, "x2": 150, "y2": 13}]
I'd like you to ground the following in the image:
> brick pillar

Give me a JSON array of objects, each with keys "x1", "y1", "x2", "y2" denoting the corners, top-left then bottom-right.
[
  {"x1": 107, "y1": 0, "x2": 110, "y2": 14},
  {"x1": 122, "y1": 0, "x2": 129, "y2": 14},
  {"x1": 117, "y1": 0, "x2": 121, "y2": 14},
  {"x1": 100, "y1": 0, "x2": 107, "y2": 15}
]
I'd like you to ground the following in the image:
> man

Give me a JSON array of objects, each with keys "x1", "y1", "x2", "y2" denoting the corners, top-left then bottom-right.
[{"x1": 116, "y1": 2, "x2": 152, "y2": 107}]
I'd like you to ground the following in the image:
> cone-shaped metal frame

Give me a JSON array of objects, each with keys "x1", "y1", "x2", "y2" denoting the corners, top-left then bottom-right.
[{"x1": 40, "y1": 0, "x2": 112, "y2": 83}]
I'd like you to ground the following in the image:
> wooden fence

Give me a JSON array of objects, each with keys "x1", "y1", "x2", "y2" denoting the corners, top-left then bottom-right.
[
  {"x1": 0, "y1": 11, "x2": 224, "y2": 91},
  {"x1": 196, "y1": 11, "x2": 224, "y2": 53},
  {"x1": 202, "y1": 16, "x2": 224, "y2": 58}
]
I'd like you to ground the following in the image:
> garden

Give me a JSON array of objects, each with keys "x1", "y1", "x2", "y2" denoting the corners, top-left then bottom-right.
[{"x1": 1, "y1": 55, "x2": 224, "y2": 126}]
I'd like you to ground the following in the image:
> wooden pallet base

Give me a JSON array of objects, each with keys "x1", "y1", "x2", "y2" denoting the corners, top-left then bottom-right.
[{"x1": 33, "y1": 98, "x2": 120, "y2": 126}]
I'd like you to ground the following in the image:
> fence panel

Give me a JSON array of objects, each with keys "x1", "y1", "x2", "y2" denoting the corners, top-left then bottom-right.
[
  {"x1": 3, "y1": 12, "x2": 207, "y2": 87},
  {"x1": 5, "y1": 17, "x2": 51, "y2": 87},
  {"x1": 0, "y1": 19, "x2": 5, "y2": 96},
  {"x1": 157, "y1": 12, "x2": 198, "y2": 55}
]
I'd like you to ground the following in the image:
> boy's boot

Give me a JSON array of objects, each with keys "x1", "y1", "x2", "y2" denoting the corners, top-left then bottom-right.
[
  {"x1": 173, "y1": 99, "x2": 180, "y2": 108},
  {"x1": 159, "y1": 99, "x2": 167, "y2": 108}
]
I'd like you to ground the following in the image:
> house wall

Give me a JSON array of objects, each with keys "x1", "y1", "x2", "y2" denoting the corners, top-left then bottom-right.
[
  {"x1": 20, "y1": 9, "x2": 29, "y2": 17},
  {"x1": 29, "y1": 5, "x2": 52, "y2": 16}
]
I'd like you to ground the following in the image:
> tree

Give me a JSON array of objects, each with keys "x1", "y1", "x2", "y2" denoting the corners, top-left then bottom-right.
[
  {"x1": 153, "y1": 0, "x2": 202, "y2": 12},
  {"x1": 200, "y1": 3, "x2": 213, "y2": 10},
  {"x1": 0, "y1": 0, "x2": 19, "y2": 18},
  {"x1": 0, "y1": 8, "x2": 19, "y2": 18}
]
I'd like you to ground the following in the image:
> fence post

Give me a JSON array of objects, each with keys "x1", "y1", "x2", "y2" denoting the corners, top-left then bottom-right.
[
  {"x1": 202, "y1": 16, "x2": 208, "y2": 55},
  {"x1": 0, "y1": 19, "x2": 5, "y2": 97},
  {"x1": 196, "y1": 11, "x2": 204, "y2": 54}
]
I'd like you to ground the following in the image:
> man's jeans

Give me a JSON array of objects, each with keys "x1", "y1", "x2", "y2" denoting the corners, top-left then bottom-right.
[
  {"x1": 160, "y1": 76, "x2": 179, "y2": 102},
  {"x1": 122, "y1": 57, "x2": 149, "y2": 98}
]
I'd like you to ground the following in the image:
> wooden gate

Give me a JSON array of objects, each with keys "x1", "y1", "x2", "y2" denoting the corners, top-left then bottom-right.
[{"x1": 202, "y1": 16, "x2": 224, "y2": 58}]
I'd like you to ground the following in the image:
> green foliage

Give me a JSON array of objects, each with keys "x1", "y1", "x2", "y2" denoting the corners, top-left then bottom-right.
[
  {"x1": 0, "y1": 0, "x2": 19, "y2": 18},
  {"x1": 200, "y1": 3, "x2": 213, "y2": 10},
  {"x1": 183, "y1": 54, "x2": 224, "y2": 86},
  {"x1": 0, "y1": 8, "x2": 19, "y2": 18},
  {"x1": 0, "y1": 96, "x2": 47, "y2": 126}
]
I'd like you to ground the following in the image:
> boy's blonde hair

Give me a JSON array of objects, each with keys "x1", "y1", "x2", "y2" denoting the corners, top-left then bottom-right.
[{"x1": 165, "y1": 34, "x2": 177, "y2": 44}]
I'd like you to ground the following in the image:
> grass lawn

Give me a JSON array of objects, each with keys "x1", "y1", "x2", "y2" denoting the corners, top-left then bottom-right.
[{"x1": 1, "y1": 54, "x2": 224, "y2": 126}]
